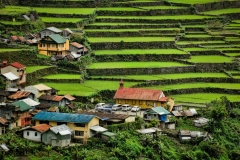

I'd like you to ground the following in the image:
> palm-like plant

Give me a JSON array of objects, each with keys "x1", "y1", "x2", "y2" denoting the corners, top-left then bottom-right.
[{"x1": 45, "y1": 145, "x2": 53, "y2": 157}]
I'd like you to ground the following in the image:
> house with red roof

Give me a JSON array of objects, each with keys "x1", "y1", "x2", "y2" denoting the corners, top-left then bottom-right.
[
  {"x1": 22, "y1": 124, "x2": 51, "y2": 142},
  {"x1": 1, "y1": 61, "x2": 26, "y2": 89},
  {"x1": 113, "y1": 80, "x2": 174, "y2": 110}
]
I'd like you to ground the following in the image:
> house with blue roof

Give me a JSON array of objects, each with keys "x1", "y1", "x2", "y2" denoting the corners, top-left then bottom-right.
[
  {"x1": 33, "y1": 112, "x2": 100, "y2": 143},
  {"x1": 144, "y1": 106, "x2": 170, "y2": 122}
]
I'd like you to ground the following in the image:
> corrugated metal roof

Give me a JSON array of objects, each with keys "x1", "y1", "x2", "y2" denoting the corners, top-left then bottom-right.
[
  {"x1": 136, "y1": 127, "x2": 162, "y2": 134},
  {"x1": 189, "y1": 108, "x2": 198, "y2": 115},
  {"x1": 12, "y1": 100, "x2": 32, "y2": 111},
  {"x1": 0, "y1": 117, "x2": 8, "y2": 125},
  {"x1": 71, "y1": 42, "x2": 84, "y2": 49},
  {"x1": 21, "y1": 98, "x2": 40, "y2": 106},
  {"x1": 10, "y1": 62, "x2": 25, "y2": 69},
  {"x1": 2, "y1": 72, "x2": 19, "y2": 80},
  {"x1": 23, "y1": 15, "x2": 30, "y2": 20},
  {"x1": 33, "y1": 84, "x2": 51, "y2": 91},
  {"x1": 78, "y1": 111, "x2": 129, "y2": 120},
  {"x1": 59, "y1": 130, "x2": 71, "y2": 135},
  {"x1": 32, "y1": 124, "x2": 51, "y2": 133},
  {"x1": 101, "y1": 131, "x2": 116, "y2": 137},
  {"x1": 159, "y1": 97, "x2": 169, "y2": 102},
  {"x1": 50, "y1": 124, "x2": 72, "y2": 134},
  {"x1": 172, "y1": 111, "x2": 185, "y2": 117},
  {"x1": 11, "y1": 36, "x2": 18, "y2": 41},
  {"x1": 49, "y1": 34, "x2": 66, "y2": 44},
  {"x1": 114, "y1": 88, "x2": 164, "y2": 101},
  {"x1": 64, "y1": 94, "x2": 76, "y2": 101},
  {"x1": 0, "y1": 144, "x2": 9, "y2": 152},
  {"x1": 48, "y1": 106, "x2": 58, "y2": 112},
  {"x1": 35, "y1": 103, "x2": 51, "y2": 109},
  {"x1": 9, "y1": 91, "x2": 32, "y2": 100},
  {"x1": 38, "y1": 95, "x2": 64, "y2": 102},
  {"x1": 46, "y1": 27, "x2": 62, "y2": 33},
  {"x1": 64, "y1": 28, "x2": 73, "y2": 34},
  {"x1": 33, "y1": 112, "x2": 96, "y2": 123},
  {"x1": 183, "y1": 110, "x2": 194, "y2": 117},
  {"x1": 18, "y1": 36, "x2": 26, "y2": 42},
  {"x1": 152, "y1": 107, "x2": 170, "y2": 115},
  {"x1": 179, "y1": 130, "x2": 191, "y2": 136},
  {"x1": 90, "y1": 126, "x2": 107, "y2": 132}
]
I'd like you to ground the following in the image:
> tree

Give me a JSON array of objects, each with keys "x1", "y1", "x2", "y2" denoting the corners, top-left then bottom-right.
[{"x1": 45, "y1": 145, "x2": 53, "y2": 157}]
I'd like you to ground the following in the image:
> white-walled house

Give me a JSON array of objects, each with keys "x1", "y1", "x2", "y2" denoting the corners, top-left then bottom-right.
[{"x1": 23, "y1": 124, "x2": 51, "y2": 142}]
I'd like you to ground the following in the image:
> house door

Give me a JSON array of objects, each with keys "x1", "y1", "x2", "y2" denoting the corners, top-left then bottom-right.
[
  {"x1": 21, "y1": 118, "x2": 25, "y2": 126},
  {"x1": 153, "y1": 102, "x2": 156, "y2": 107}
]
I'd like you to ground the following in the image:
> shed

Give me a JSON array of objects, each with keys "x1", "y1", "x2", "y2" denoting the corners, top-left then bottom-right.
[
  {"x1": 0, "y1": 144, "x2": 9, "y2": 152},
  {"x1": 193, "y1": 118, "x2": 209, "y2": 127},
  {"x1": 101, "y1": 131, "x2": 116, "y2": 141},
  {"x1": 23, "y1": 124, "x2": 51, "y2": 142},
  {"x1": 144, "y1": 106, "x2": 170, "y2": 122}
]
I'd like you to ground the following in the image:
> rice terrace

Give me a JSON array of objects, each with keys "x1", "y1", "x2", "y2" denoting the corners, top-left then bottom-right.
[{"x1": 0, "y1": 0, "x2": 240, "y2": 105}]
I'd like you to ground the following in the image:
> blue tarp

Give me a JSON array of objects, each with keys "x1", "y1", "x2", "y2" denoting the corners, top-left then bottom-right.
[{"x1": 160, "y1": 114, "x2": 167, "y2": 122}]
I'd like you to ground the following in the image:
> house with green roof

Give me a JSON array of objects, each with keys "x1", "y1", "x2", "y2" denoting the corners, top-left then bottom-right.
[
  {"x1": 12, "y1": 100, "x2": 33, "y2": 128},
  {"x1": 144, "y1": 106, "x2": 170, "y2": 122},
  {"x1": 38, "y1": 34, "x2": 69, "y2": 56}
]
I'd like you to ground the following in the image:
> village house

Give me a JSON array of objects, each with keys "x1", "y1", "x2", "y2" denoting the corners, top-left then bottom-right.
[
  {"x1": 38, "y1": 94, "x2": 75, "y2": 108},
  {"x1": 42, "y1": 124, "x2": 72, "y2": 147},
  {"x1": 113, "y1": 80, "x2": 174, "y2": 109},
  {"x1": 62, "y1": 28, "x2": 73, "y2": 39},
  {"x1": 25, "y1": 84, "x2": 52, "y2": 99},
  {"x1": 68, "y1": 42, "x2": 88, "y2": 61},
  {"x1": 10, "y1": 36, "x2": 20, "y2": 43},
  {"x1": 39, "y1": 27, "x2": 62, "y2": 39},
  {"x1": 18, "y1": 36, "x2": 26, "y2": 44},
  {"x1": 33, "y1": 112, "x2": 100, "y2": 144},
  {"x1": 1, "y1": 61, "x2": 27, "y2": 89},
  {"x1": 8, "y1": 91, "x2": 35, "y2": 101},
  {"x1": 23, "y1": 124, "x2": 51, "y2": 142},
  {"x1": 0, "y1": 103, "x2": 15, "y2": 134},
  {"x1": 78, "y1": 111, "x2": 135, "y2": 126},
  {"x1": 38, "y1": 34, "x2": 69, "y2": 56}
]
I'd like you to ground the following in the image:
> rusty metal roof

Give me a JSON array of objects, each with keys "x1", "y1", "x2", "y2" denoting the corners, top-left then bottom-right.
[
  {"x1": 10, "y1": 62, "x2": 25, "y2": 69},
  {"x1": 64, "y1": 94, "x2": 75, "y2": 101},
  {"x1": 35, "y1": 103, "x2": 52, "y2": 109},
  {"x1": 114, "y1": 88, "x2": 163, "y2": 101},
  {"x1": 179, "y1": 130, "x2": 191, "y2": 136},
  {"x1": 0, "y1": 117, "x2": 8, "y2": 125},
  {"x1": 38, "y1": 95, "x2": 64, "y2": 102},
  {"x1": 183, "y1": 110, "x2": 194, "y2": 117},
  {"x1": 32, "y1": 124, "x2": 51, "y2": 133},
  {"x1": 71, "y1": 42, "x2": 84, "y2": 49},
  {"x1": 172, "y1": 111, "x2": 185, "y2": 117},
  {"x1": 48, "y1": 106, "x2": 58, "y2": 112},
  {"x1": 9, "y1": 91, "x2": 32, "y2": 99},
  {"x1": 11, "y1": 36, "x2": 18, "y2": 41},
  {"x1": 79, "y1": 111, "x2": 129, "y2": 120},
  {"x1": 159, "y1": 97, "x2": 169, "y2": 102},
  {"x1": 18, "y1": 36, "x2": 26, "y2": 42}
]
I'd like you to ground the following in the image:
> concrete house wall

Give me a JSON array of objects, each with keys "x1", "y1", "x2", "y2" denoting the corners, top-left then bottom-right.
[
  {"x1": 1, "y1": 66, "x2": 26, "y2": 85},
  {"x1": 116, "y1": 99, "x2": 167, "y2": 109},
  {"x1": 69, "y1": 45, "x2": 84, "y2": 54},
  {"x1": 42, "y1": 130, "x2": 71, "y2": 147},
  {"x1": 25, "y1": 86, "x2": 38, "y2": 100},
  {"x1": 23, "y1": 130, "x2": 41, "y2": 142}
]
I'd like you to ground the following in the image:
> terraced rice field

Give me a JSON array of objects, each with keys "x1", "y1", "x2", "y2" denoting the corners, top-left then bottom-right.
[
  {"x1": 97, "y1": 15, "x2": 213, "y2": 19},
  {"x1": 187, "y1": 56, "x2": 233, "y2": 63},
  {"x1": 88, "y1": 37, "x2": 174, "y2": 42},
  {"x1": 26, "y1": 66, "x2": 52, "y2": 73},
  {"x1": 88, "y1": 62, "x2": 188, "y2": 69},
  {"x1": 94, "y1": 49, "x2": 187, "y2": 55},
  {"x1": 203, "y1": 8, "x2": 240, "y2": 15},
  {"x1": 41, "y1": 17, "x2": 82, "y2": 22},
  {"x1": 1, "y1": 21, "x2": 24, "y2": 25},
  {"x1": 42, "y1": 74, "x2": 81, "y2": 79},
  {"x1": 34, "y1": 7, "x2": 95, "y2": 14},
  {"x1": 166, "y1": 0, "x2": 224, "y2": 4},
  {"x1": 0, "y1": 48, "x2": 28, "y2": 52}
]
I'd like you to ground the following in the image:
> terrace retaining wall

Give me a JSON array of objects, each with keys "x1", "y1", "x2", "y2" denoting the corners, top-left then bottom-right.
[
  {"x1": 90, "y1": 41, "x2": 175, "y2": 50},
  {"x1": 85, "y1": 24, "x2": 180, "y2": 29},
  {"x1": 194, "y1": 1, "x2": 240, "y2": 12},
  {"x1": 189, "y1": 50, "x2": 223, "y2": 55},
  {"x1": 180, "y1": 36, "x2": 224, "y2": 41},
  {"x1": 165, "y1": 88, "x2": 240, "y2": 95},
  {"x1": 195, "y1": 63, "x2": 236, "y2": 71},
  {"x1": 44, "y1": 22, "x2": 78, "y2": 28},
  {"x1": 95, "y1": 54, "x2": 190, "y2": 62}
]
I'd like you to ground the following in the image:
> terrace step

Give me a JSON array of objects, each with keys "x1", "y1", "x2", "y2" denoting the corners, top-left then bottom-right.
[{"x1": 85, "y1": 24, "x2": 180, "y2": 29}]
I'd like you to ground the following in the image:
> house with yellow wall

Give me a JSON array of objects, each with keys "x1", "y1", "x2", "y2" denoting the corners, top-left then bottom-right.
[
  {"x1": 38, "y1": 34, "x2": 69, "y2": 56},
  {"x1": 113, "y1": 80, "x2": 174, "y2": 110},
  {"x1": 33, "y1": 112, "x2": 100, "y2": 144}
]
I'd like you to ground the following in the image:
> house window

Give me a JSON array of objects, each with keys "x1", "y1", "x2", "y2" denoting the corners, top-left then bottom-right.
[
  {"x1": 132, "y1": 100, "x2": 136, "y2": 105},
  {"x1": 40, "y1": 44, "x2": 42, "y2": 47},
  {"x1": 139, "y1": 101, "x2": 142, "y2": 105},
  {"x1": 43, "y1": 44, "x2": 45, "y2": 47},
  {"x1": 35, "y1": 132, "x2": 37, "y2": 136},
  {"x1": 52, "y1": 44, "x2": 55, "y2": 48},
  {"x1": 125, "y1": 100, "x2": 128, "y2": 104},
  {"x1": 39, "y1": 121, "x2": 49, "y2": 125},
  {"x1": 75, "y1": 131, "x2": 84, "y2": 136},
  {"x1": 74, "y1": 123, "x2": 85, "y2": 127},
  {"x1": 27, "y1": 132, "x2": 29, "y2": 136},
  {"x1": 62, "y1": 44, "x2": 64, "y2": 47},
  {"x1": 118, "y1": 99, "x2": 121, "y2": 103},
  {"x1": 57, "y1": 122, "x2": 67, "y2": 126}
]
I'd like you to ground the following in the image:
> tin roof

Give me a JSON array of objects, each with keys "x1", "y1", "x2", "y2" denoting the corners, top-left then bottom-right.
[
  {"x1": 48, "y1": 106, "x2": 58, "y2": 112},
  {"x1": 33, "y1": 112, "x2": 96, "y2": 123},
  {"x1": 31, "y1": 124, "x2": 51, "y2": 133},
  {"x1": 11, "y1": 36, "x2": 18, "y2": 41},
  {"x1": 38, "y1": 95, "x2": 64, "y2": 102},
  {"x1": 35, "y1": 103, "x2": 52, "y2": 109},
  {"x1": 64, "y1": 94, "x2": 75, "y2": 101},
  {"x1": 50, "y1": 124, "x2": 72, "y2": 135},
  {"x1": 159, "y1": 97, "x2": 169, "y2": 102},
  {"x1": 64, "y1": 28, "x2": 73, "y2": 34},
  {"x1": 0, "y1": 117, "x2": 8, "y2": 125},
  {"x1": 2, "y1": 72, "x2": 19, "y2": 80},
  {"x1": 21, "y1": 98, "x2": 40, "y2": 106},
  {"x1": 12, "y1": 100, "x2": 32, "y2": 111},
  {"x1": 183, "y1": 110, "x2": 194, "y2": 117},
  {"x1": 49, "y1": 34, "x2": 66, "y2": 44},
  {"x1": 10, "y1": 62, "x2": 25, "y2": 69},
  {"x1": 151, "y1": 107, "x2": 170, "y2": 115},
  {"x1": 9, "y1": 91, "x2": 32, "y2": 100},
  {"x1": 90, "y1": 126, "x2": 107, "y2": 132},
  {"x1": 33, "y1": 84, "x2": 52, "y2": 91},
  {"x1": 0, "y1": 144, "x2": 9, "y2": 152},
  {"x1": 114, "y1": 88, "x2": 164, "y2": 101},
  {"x1": 70, "y1": 42, "x2": 84, "y2": 49},
  {"x1": 179, "y1": 130, "x2": 191, "y2": 136},
  {"x1": 45, "y1": 27, "x2": 62, "y2": 33},
  {"x1": 18, "y1": 36, "x2": 26, "y2": 42},
  {"x1": 136, "y1": 127, "x2": 162, "y2": 134},
  {"x1": 78, "y1": 111, "x2": 129, "y2": 120},
  {"x1": 172, "y1": 111, "x2": 185, "y2": 117}
]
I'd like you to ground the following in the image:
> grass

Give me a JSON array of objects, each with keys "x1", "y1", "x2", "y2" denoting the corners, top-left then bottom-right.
[
  {"x1": 34, "y1": 7, "x2": 95, "y2": 14},
  {"x1": 26, "y1": 66, "x2": 51, "y2": 73},
  {"x1": 203, "y1": 8, "x2": 240, "y2": 15},
  {"x1": 144, "y1": 83, "x2": 240, "y2": 90},
  {"x1": 42, "y1": 74, "x2": 81, "y2": 79},
  {"x1": 44, "y1": 81, "x2": 139, "y2": 96},
  {"x1": 166, "y1": 0, "x2": 224, "y2": 4},
  {"x1": 184, "y1": 34, "x2": 214, "y2": 38},
  {"x1": 97, "y1": 15, "x2": 213, "y2": 19},
  {"x1": 0, "y1": 6, "x2": 30, "y2": 15},
  {"x1": 140, "y1": 6, "x2": 185, "y2": 9},
  {"x1": 0, "y1": 48, "x2": 28, "y2": 52},
  {"x1": 170, "y1": 93, "x2": 240, "y2": 103},
  {"x1": 1, "y1": 21, "x2": 24, "y2": 25},
  {"x1": 88, "y1": 62, "x2": 188, "y2": 69},
  {"x1": 94, "y1": 49, "x2": 187, "y2": 55},
  {"x1": 41, "y1": 17, "x2": 82, "y2": 22},
  {"x1": 87, "y1": 22, "x2": 161, "y2": 25},
  {"x1": 85, "y1": 28, "x2": 180, "y2": 32},
  {"x1": 88, "y1": 37, "x2": 174, "y2": 42},
  {"x1": 176, "y1": 41, "x2": 225, "y2": 45},
  {"x1": 91, "y1": 73, "x2": 229, "y2": 80},
  {"x1": 225, "y1": 53, "x2": 240, "y2": 57},
  {"x1": 183, "y1": 48, "x2": 216, "y2": 51},
  {"x1": 97, "y1": 7, "x2": 144, "y2": 11},
  {"x1": 186, "y1": 55, "x2": 233, "y2": 63}
]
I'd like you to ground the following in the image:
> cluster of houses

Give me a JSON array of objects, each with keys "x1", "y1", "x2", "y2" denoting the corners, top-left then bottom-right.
[{"x1": 2, "y1": 26, "x2": 88, "y2": 61}]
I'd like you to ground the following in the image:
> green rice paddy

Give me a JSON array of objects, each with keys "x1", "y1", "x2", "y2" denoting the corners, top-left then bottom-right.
[
  {"x1": 44, "y1": 81, "x2": 139, "y2": 96},
  {"x1": 0, "y1": 6, "x2": 30, "y2": 14},
  {"x1": 225, "y1": 53, "x2": 240, "y2": 57},
  {"x1": 42, "y1": 74, "x2": 81, "y2": 79},
  {"x1": 1, "y1": 21, "x2": 24, "y2": 25},
  {"x1": 26, "y1": 66, "x2": 52, "y2": 73},
  {"x1": 88, "y1": 37, "x2": 174, "y2": 42},
  {"x1": 170, "y1": 93, "x2": 240, "y2": 103},
  {"x1": 87, "y1": 22, "x2": 161, "y2": 26},
  {"x1": 187, "y1": 55, "x2": 233, "y2": 63},
  {"x1": 88, "y1": 62, "x2": 188, "y2": 69},
  {"x1": 34, "y1": 7, "x2": 95, "y2": 14},
  {"x1": 203, "y1": 8, "x2": 240, "y2": 15},
  {"x1": 140, "y1": 6, "x2": 186, "y2": 9},
  {"x1": 91, "y1": 73, "x2": 229, "y2": 80},
  {"x1": 166, "y1": 0, "x2": 224, "y2": 4},
  {"x1": 97, "y1": 15, "x2": 213, "y2": 20},
  {"x1": 0, "y1": 48, "x2": 27, "y2": 52},
  {"x1": 98, "y1": 7, "x2": 144, "y2": 11},
  {"x1": 94, "y1": 49, "x2": 187, "y2": 55},
  {"x1": 85, "y1": 28, "x2": 180, "y2": 32},
  {"x1": 41, "y1": 17, "x2": 82, "y2": 22}
]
